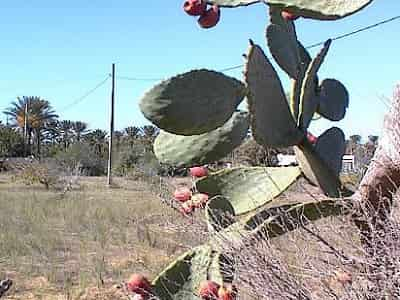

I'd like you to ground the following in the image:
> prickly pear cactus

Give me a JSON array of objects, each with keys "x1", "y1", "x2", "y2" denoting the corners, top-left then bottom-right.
[
  {"x1": 198, "y1": 167, "x2": 301, "y2": 214},
  {"x1": 207, "y1": 0, "x2": 372, "y2": 20},
  {"x1": 135, "y1": 1, "x2": 372, "y2": 298}
]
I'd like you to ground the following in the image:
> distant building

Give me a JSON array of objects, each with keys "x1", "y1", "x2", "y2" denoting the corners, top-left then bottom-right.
[
  {"x1": 276, "y1": 153, "x2": 357, "y2": 173},
  {"x1": 277, "y1": 154, "x2": 297, "y2": 167},
  {"x1": 342, "y1": 155, "x2": 355, "y2": 173}
]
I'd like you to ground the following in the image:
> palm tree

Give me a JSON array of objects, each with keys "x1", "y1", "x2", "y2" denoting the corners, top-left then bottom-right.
[
  {"x1": 42, "y1": 119, "x2": 60, "y2": 146},
  {"x1": 85, "y1": 129, "x2": 107, "y2": 155},
  {"x1": 124, "y1": 126, "x2": 141, "y2": 148},
  {"x1": 72, "y1": 121, "x2": 89, "y2": 142},
  {"x1": 125, "y1": 126, "x2": 141, "y2": 139},
  {"x1": 141, "y1": 125, "x2": 159, "y2": 141},
  {"x1": 58, "y1": 120, "x2": 74, "y2": 150},
  {"x1": 3, "y1": 96, "x2": 58, "y2": 156},
  {"x1": 114, "y1": 130, "x2": 124, "y2": 151}
]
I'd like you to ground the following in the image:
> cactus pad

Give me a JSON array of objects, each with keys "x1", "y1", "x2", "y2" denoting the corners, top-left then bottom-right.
[
  {"x1": 206, "y1": 0, "x2": 259, "y2": 7},
  {"x1": 245, "y1": 43, "x2": 304, "y2": 148},
  {"x1": 298, "y1": 41, "x2": 312, "y2": 68},
  {"x1": 294, "y1": 143, "x2": 342, "y2": 197},
  {"x1": 298, "y1": 39, "x2": 331, "y2": 128},
  {"x1": 315, "y1": 127, "x2": 345, "y2": 175},
  {"x1": 266, "y1": 0, "x2": 373, "y2": 20},
  {"x1": 206, "y1": 196, "x2": 236, "y2": 231},
  {"x1": 196, "y1": 166, "x2": 301, "y2": 215},
  {"x1": 139, "y1": 69, "x2": 246, "y2": 136},
  {"x1": 245, "y1": 198, "x2": 348, "y2": 238},
  {"x1": 318, "y1": 79, "x2": 349, "y2": 121},
  {"x1": 154, "y1": 111, "x2": 249, "y2": 167},
  {"x1": 266, "y1": 24, "x2": 300, "y2": 79},
  {"x1": 212, "y1": 198, "x2": 349, "y2": 249},
  {"x1": 152, "y1": 245, "x2": 212, "y2": 300}
]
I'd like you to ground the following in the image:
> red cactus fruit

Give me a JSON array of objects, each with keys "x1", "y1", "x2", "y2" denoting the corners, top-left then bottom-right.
[
  {"x1": 127, "y1": 274, "x2": 152, "y2": 296},
  {"x1": 198, "y1": 5, "x2": 220, "y2": 29},
  {"x1": 174, "y1": 187, "x2": 192, "y2": 202},
  {"x1": 179, "y1": 200, "x2": 195, "y2": 215},
  {"x1": 199, "y1": 280, "x2": 220, "y2": 300},
  {"x1": 218, "y1": 284, "x2": 237, "y2": 300},
  {"x1": 281, "y1": 10, "x2": 299, "y2": 21},
  {"x1": 183, "y1": 0, "x2": 207, "y2": 16},
  {"x1": 306, "y1": 132, "x2": 318, "y2": 145},
  {"x1": 190, "y1": 166, "x2": 208, "y2": 178},
  {"x1": 191, "y1": 193, "x2": 209, "y2": 208}
]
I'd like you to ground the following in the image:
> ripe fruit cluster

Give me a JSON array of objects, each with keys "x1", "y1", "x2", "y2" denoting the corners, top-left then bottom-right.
[
  {"x1": 198, "y1": 280, "x2": 237, "y2": 300},
  {"x1": 183, "y1": 0, "x2": 221, "y2": 29},
  {"x1": 173, "y1": 166, "x2": 210, "y2": 215}
]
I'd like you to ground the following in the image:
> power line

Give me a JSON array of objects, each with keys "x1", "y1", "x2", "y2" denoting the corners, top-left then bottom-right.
[
  {"x1": 116, "y1": 75, "x2": 164, "y2": 82},
  {"x1": 117, "y1": 15, "x2": 400, "y2": 79},
  {"x1": 306, "y1": 15, "x2": 400, "y2": 49},
  {"x1": 59, "y1": 75, "x2": 111, "y2": 112}
]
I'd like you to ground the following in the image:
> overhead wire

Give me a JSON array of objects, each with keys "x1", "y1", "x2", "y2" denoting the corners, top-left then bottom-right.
[
  {"x1": 116, "y1": 15, "x2": 400, "y2": 79},
  {"x1": 59, "y1": 74, "x2": 111, "y2": 112},
  {"x1": 56, "y1": 15, "x2": 400, "y2": 113}
]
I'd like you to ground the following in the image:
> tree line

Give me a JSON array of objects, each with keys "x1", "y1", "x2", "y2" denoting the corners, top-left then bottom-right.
[
  {"x1": 0, "y1": 96, "x2": 159, "y2": 176},
  {"x1": 0, "y1": 96, "x2": 379, "y2": 176}
]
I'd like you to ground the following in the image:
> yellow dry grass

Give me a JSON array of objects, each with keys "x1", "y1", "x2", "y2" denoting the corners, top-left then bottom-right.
[{"x1": 0, "y1": 173, "x2": 198, "y2": 300}]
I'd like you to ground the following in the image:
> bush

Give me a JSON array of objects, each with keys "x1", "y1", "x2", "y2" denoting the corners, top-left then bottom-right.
[
  {"x1": 54, "y1": 143, "x2": 106, "y2": 176},
  {"x1": 0, "y1": 127, "x2": 24, "y2": 157},
  {"x1": 113, "y1": 143, "x2": 174, "y2": 177},
  {"x1": 9, "y1": 158, "x2": 81, "y2": 192}
]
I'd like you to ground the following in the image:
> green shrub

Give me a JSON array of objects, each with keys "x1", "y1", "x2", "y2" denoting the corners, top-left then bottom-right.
[{"x1": 54, "y1": 143, "x2": 106, "y2": 176}]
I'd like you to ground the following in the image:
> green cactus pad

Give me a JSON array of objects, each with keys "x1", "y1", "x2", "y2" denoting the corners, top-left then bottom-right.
[
  {"x1": 206, "y1": 0, "x2": 259, "y2": 7},
  {"x1": 317, "y1": 79, "x2": 349, "y2": 121},
  {"x1": 212, "y1": 198, "x2": 349, "y2": 249},
  {"x1": 152, "y1": 245, "x2": 212, "y2": 300},
  {"x1": 315, "y1": 127, "x2": 345, "y2": 176},
  {"x1": 206, "y1": 196, "x2": 236, "y2": 232},
  {"x1": 298, "y1": 41, "x2": 312, "y2": 68},
  {"x1": 294, "y1": 143, "x2": 342, "y2": 197},
  {"x1": 207, "y1": 0, "x2": 372, "y2": 19},
  {"x1": 266, "y1": 0, "x2": 373, "y2": 20},
  {"x1": 196, "y1": 166, "x2": 301, "y2": 215},
  {"x1": 245, "y1": 43, "x2": 304, "y2": 148},
  {"x1": 246, "y1": 198, "x2": 349, "y2": 238},
  {"x1": 298, "y1": 39, "x2": 331, "y2": 129},
  {"x1": 154, "y1": 111, "x2": 249, "y2": 168},
  {"x1": 289, "y1": 41, "x2": 311, "y2": 121},
  {"x1": 266, "y1": 24, "x2": 300, "y2": 79},
  {"x1": 139, "y1": 69, "x2": 246, "y2": 136}
]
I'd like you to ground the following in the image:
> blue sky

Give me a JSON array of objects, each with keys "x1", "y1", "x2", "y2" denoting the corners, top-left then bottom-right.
[{"x1": 0, "y1": 0, "x2": 398, "y2": 141}]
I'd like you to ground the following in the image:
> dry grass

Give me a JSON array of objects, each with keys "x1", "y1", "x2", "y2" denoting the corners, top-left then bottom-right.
[
  {"x1": 2, "y1": 170, "x2": 393, "y2": 299},
  {"x1": 0, "y1": 173, "x2": 201, "y2": 299}
]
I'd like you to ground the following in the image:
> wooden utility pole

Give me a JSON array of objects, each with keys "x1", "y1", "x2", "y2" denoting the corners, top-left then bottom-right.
[
  {"x1": 24, "y1": 102, "x2": 28, "y2": 156},
  {"x1": 107, "y1": 64, "x2": 115, "y2": 186}
]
